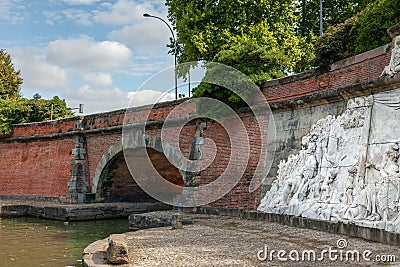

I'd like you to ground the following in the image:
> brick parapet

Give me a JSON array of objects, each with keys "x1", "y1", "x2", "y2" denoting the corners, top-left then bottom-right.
[{"x1": 261, "y1": 43, "x2": 391, "y2": 103}]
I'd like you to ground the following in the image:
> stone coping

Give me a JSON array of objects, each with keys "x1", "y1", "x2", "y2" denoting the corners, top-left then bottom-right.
[
  {"x1": 0, "y1": 200, "x2": 169, "y2": 221},
  {"x1": 181, "y1": 207, "x2": 400, "y2": 246}
]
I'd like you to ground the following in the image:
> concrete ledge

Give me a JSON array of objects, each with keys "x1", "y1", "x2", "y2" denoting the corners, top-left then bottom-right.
[
  {"x1": 331, "y1": 44, "x2": 390, "y2": 71},
  {"x1": 0, "y1": 201, "x2": 170, "y2": 221},
  {"x1": 181, "y1": 206, "x2": 400, "y2": 246},
  {"x1": 0, "y1": 195, "x2": 61, "y2": 202}
]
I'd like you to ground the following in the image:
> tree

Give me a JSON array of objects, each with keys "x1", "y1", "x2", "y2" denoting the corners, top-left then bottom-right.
[
  {"x1": 0, "y1": 95, "x2": 74, "y2": 135},
  {"x1": 352, "y1": 0, "x2": 400, "y2": 54},
  {"x1": 0, "y1": 50, "x2": 75, "y2": 134},
  {"x1": 296, "y1": 0, "x2": 374, "y2": 37},
  {"x1": 167, "y1": 0, "x2": 305, "y2": 63},
  {"x1": 314, "y1": 14, "x2": 360, "y2": 67},
  {"x1": 0, "y1": 49, "x2": 22, "y2": 100},
  {"x1": 166, "y1": 0, "x2": 314, "y2": 106},
  {"x1": 314, "y1": 0, "x2": 400, "y2": 67}
]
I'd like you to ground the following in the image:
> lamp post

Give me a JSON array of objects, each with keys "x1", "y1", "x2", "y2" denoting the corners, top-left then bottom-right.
[
  {"x1": 319, "y1": 0, "x2": 323, "y2": 36},
  {"x1": 143, "y1": 13, "x2": 178, "y2": 100}
]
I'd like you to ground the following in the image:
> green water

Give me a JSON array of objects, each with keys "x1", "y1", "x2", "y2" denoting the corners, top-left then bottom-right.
[{"x1": 0, "y1": 217, "x2": 130, "y2": 267}]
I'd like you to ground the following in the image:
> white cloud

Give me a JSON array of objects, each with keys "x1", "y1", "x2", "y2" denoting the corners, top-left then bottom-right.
[
  {"x1": 10, "y1": 46, "x2": 67, "y2": 90},
  {"x1": 93, "y1": 0, "x2": 163, "y2": 25},
  {"x1": 44, "y1": 9, "x2": 93, "y2": 26},
  {"x1": 60, "y1": 0, "x2": 101, "y2": 5},
  {"x1": 65, "y1": 86, "x2": 129, "y2": 114},
  {"x1": 127, "y1": 90, "x2": 174, "y2": 107},
  {"x1": 46, "y1": 36, "x2": 132, "y2": 71},
  {"x1": 83, "y1": 72, "x2": 112, "y2": 88},
  {"x1": 108, "y1": 21, "x2": 171, "y2": 48},
  {"x1": 44, "y1": 0, "x2": 167, "y2": 26},
  {"x1": 0, "y1": 0, "x2": 26, "y2": 24},
  {"x1": 43, "y1": 11, "x2": 63, "y2": 25},
  {"x1": 127, "y1": 59, "x2": 172, "y2": 77},
  {"x1": 64, "y1": 86, "x2": 174, "y2": 114},
  {"x1": 61, "y1": 9, "x2": 93, "y2": 25}
]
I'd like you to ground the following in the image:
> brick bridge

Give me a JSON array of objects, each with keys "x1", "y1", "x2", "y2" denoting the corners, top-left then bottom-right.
[{"x1": 0, "y1": 41, "x2": 398, "y2": 211}]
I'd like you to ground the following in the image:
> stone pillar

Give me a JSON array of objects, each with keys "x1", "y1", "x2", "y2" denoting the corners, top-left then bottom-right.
[
  {"x1": 183, "y1": 121, "x2": 207, "y2": 187},
  {"x1": 179, "y1": 122, "x2": 207, "y2": 208},
  {"x1": 66, "y1": 135, "x2": 88, "y2": 203}
]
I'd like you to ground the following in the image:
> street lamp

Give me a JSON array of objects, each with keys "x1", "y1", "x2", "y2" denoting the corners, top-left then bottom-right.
[
  {"x1": 143, "y1": 13, "x2": 178, "y2": 100},
  {"x1": 319, "y1": 0, "x2": 323, "y2": 36}
]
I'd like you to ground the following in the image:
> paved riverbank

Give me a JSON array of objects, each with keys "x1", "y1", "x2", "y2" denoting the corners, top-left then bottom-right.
[
  {"x1": 0, "y1": 200, "x2": 168, "y2": 221},
  {"x1": 83, "y1": 211, "x2": 400, "y2": 267}
]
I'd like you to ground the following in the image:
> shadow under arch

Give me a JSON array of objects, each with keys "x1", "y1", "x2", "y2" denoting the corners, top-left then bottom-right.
[{"x1": 92, "y1": 136, "x2": 184, "y2": 202}]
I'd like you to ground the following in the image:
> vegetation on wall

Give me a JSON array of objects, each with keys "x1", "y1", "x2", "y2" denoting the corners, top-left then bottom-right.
[{"x1": 314, "y1": 0, "x2": 400, "y2": 67}]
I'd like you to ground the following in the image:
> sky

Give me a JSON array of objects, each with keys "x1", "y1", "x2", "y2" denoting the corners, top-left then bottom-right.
[{"x1": 0, "y1": 0, "x2": 189, "y2": 114}]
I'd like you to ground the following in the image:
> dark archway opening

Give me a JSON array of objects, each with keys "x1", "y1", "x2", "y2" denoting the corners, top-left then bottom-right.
[{"x1": 98, "y1": 148, "x2": 184, "y2": 202}]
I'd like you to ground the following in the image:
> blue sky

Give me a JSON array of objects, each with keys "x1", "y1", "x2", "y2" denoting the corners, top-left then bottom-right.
[{"x1": 0, "y1": 0, "x2": 185, "y2": 114}]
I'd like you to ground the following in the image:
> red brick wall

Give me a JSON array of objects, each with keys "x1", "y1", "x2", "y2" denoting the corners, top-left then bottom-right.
[
  {"x1": 11, "y1": 118, "x2": 79, "y2": 137},
  {"x1": 85, "y1": 133, "x2": 121, "y2": 187},
  {"x1": 262, "y1": 46, "x2": 390, "y2": 102},
  {"x1": 197, "y1": 116, "x2": 263, "y2": 210},
  {"x1": 0, "y1": 139, "x2": 74, "y2": 198}
]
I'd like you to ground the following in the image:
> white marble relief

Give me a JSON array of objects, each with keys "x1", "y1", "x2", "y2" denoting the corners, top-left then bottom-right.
[
  {"x1": 382, "y1": 36, "x2": 400, "y2": 77},
  {"x1": 258, "y1": 91, "x2": 400, "y2": 234}
]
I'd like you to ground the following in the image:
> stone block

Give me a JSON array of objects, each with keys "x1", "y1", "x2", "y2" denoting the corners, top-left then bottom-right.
[
  {"x1": 106, "y1": 234, "x2": 129, "y2": 265},
  {"x1": 171, "y1": 213, "x2": 183, "y2": 230}
]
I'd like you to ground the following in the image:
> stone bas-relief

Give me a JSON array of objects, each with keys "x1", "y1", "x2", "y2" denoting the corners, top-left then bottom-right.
[
  {"x1": 382, "y1": 36, "x2": 400, "y2": 77},
  {"x1": 258, "y1": 90, "x2": 400, "y2": 234},
  {"x1": 382, "y1": 23, "x2": 400, "y2": 78}
]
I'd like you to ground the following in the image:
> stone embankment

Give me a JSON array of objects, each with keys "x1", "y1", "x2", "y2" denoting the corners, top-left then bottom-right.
[
  {"x1": 0, "y1": 200, "x2": 168, "y2": 221},
  {"x1": 82, "y1": 211, "x2": 400, "y2": 267}
]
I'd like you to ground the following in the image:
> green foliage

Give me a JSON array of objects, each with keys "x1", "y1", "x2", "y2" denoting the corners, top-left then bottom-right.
[
  {"x1": 353, "y1": 0, "x2": 400, "y2": 54},
  {"x1": 168, "y1": 0, "x2": 400, "y2": 105},
  {"x1": 0, "y1": 50, "x2": 75, "y2": 135},
  {"x1": 314, "y1": 0, "x2": 400, "y2": 67},
  {"x1": 166, "y1": 0, "x2": 314, "y2": 107},
  {"x1": 0, "y1": 95, "x2": 75, "y2": 135},
  {"x1": 0, "y1": 49, "x2": 22, "y2": 100},
  {"x1": 314, "y1": 15, "x2": 360, "y2": 67},
  {"x1": 166, "y1": 0, "x2": 306, "y2": 64},
  {"x1": 296, "y1": 0, "x2": 374, "y2": 37}
]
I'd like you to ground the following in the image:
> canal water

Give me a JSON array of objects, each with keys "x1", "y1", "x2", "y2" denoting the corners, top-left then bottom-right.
[{"x1": 0, "y1": 217, "x2": 129, "y2": 267}]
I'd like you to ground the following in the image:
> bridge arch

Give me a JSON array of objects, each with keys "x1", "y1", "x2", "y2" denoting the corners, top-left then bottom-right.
[{"x1": 92, "y1": 135, "x2": 185, "y2": 202}]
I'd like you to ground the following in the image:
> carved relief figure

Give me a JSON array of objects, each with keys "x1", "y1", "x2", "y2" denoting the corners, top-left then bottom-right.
[
  {"x1": 344, "y1": 182, "x2": 380, "y2": 221},
  {"x1": 373, "y1": 144, "x2": 400, "y2": 221},
  {"x1": 381, "y1": 36, "x2": 400, "y2": 77},
  {"x1": 320, "y1": 170, "x2": 337, "y2": 201},
  {"x1": 298, "y1": 134, "x2": 319, "y2": 200},
  {"x1": 345, "y1": 166, "x2": 358, "y2": 204}
]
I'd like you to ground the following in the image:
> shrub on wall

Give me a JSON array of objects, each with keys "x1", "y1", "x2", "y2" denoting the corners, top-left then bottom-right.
[
  {"x1": 314, "y1": 0, "x2": 400, "y2": 67},
  {"x1": 314, "y1": 15, "x2": 360, "y2": 67},
  {"x1": 353, "y1": 0, "x2": 400, "y2": 54}
]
